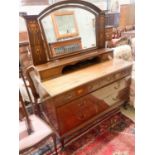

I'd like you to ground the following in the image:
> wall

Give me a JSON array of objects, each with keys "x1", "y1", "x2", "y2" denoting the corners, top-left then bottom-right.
[{"x1": 19, "y1": 17, "x2": 27, "y2": 32}]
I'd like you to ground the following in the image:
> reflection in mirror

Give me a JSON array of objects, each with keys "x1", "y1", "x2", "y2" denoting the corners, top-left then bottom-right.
[
  {"x1": 52, "y1": 11, "x2": 79, "y2": 39},
  {"x1": 41, "y1": 8, "x2": 96, "y2": 57}
]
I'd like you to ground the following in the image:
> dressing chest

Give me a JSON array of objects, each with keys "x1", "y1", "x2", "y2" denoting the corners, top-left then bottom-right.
[{"x1": 21, "y1": 0, "x2": 132, "y2": 146}]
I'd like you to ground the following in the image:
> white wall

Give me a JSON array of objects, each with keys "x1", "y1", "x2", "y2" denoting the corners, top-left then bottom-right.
[
  {"x1": 19, "y1": 17, "x2": 27, "y2": 32},
  {"x1": 119, "y1": 0, "x2": 131, "y2": 5}
]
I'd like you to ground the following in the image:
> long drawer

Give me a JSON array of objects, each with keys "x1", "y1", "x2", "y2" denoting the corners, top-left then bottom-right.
[
  {"x1": 56, "y1": 78, "x2": 130, "y2": 135},
  {"x1": 53, "y1": 67, "x2": 131, "y2": 107}
]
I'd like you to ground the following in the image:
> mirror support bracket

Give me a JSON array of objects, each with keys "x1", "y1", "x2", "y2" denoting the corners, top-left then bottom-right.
[{"x1": 97, "y1": 11, "x2": 105, "y2": 48}]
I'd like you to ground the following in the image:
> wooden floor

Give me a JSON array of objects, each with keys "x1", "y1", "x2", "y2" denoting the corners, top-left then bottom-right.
[{"x1": 121, "y1": 104, "x2": 135, "y2": 122}]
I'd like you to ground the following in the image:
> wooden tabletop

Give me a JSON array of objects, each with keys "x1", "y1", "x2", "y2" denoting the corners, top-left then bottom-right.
[{"x1": 40, "y1": 59, "x2": 132, "y2": 97}]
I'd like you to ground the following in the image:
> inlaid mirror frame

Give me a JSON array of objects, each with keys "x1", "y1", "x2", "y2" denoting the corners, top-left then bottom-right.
[{"x1": 21, "y1": 0, "x2": 106, "y2": 66}]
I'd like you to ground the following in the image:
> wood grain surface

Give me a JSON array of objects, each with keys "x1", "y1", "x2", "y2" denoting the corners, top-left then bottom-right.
[{"x1": 41, "y1": 59, "x2": 132, "y2": 97}]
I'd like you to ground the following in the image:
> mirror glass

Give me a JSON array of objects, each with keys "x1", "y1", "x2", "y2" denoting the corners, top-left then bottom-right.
[{"x1": 41, "y1": 8, "x2": 96, "y2": 57}]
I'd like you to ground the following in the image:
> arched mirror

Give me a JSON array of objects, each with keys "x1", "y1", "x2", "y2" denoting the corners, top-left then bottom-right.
[
  {"x1": 40, "y1": 7, "x2": 96, "y2": 58},
  {"x1": 21, "y1": 0, "x2": 106, "y2": 66}
]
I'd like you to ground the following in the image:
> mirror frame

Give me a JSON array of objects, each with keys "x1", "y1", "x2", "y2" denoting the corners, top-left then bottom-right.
[{"x1": 21, "y1": 0, "x2": 106, "y2": 65}]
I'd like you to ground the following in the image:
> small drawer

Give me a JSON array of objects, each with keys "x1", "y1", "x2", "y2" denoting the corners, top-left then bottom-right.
[
  {"x1": 54, "y1": 86, "x2": 88, "y2": 107},
  {"x1": 92, "y1": 76, "x2": 130, "y2": 100},
  {"x1": 92, "y1": 87, "x2": 129, "y2": 108},
  {"x1": 87, "y1": 69, "x2": 131, "y2": 93}
]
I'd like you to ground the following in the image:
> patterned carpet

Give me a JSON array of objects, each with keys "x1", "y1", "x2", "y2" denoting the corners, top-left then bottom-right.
[{"x1": 31, "y1": 112, "x2": 135, "y2": 155}]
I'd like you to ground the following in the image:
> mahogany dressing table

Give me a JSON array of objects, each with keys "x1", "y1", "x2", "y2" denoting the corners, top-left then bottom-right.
[{"x1": 21, "y1": 0, "x2": 133, "y2": 147}]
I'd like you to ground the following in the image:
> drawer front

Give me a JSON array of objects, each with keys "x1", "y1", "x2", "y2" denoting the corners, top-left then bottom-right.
[
  {"x1": 101, "y1": 88, "x2": 129, "y2": 106},
  {"x1": 54, "y1": 67, "x2": 132, "y2": 107},
  {"x1": 87, "y1": 70, "x2": 131, "y2": 93},
  {"x1": 56, "y1": 95, "x2": 109, "y2": 135},
  {"x1": 53, "y1": 86, "x2": 87, "y2": 107},
  {"x1": 57, "y1": 87, "x2": 129, "y2": 136},
  {"x1": 91, "y1": 76, "x2": 130, "y2": 98},
  {"x1": 56, "y1": 81, "x2": 129, "y2": 135}
]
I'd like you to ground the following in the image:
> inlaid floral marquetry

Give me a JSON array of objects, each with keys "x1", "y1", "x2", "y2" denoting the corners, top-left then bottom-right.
[{"x1": 26, "y1": 19, "x2": 47, "y2": 65}]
